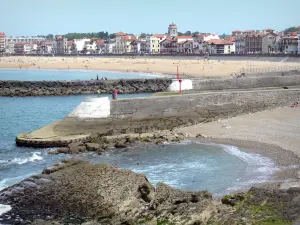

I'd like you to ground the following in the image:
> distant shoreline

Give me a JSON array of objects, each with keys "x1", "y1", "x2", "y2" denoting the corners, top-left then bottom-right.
[{"x1": 1, "y1": 56, "x2": 300, "y2": 78}]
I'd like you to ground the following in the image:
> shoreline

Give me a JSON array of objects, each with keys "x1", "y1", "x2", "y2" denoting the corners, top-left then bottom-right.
[{"x1": 1, "y1": 56, "x2": 300, "y2": 77}]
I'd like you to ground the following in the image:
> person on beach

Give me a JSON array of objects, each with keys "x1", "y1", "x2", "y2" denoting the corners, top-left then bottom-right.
[{"x1": 97, "y1": 89, "x2": 101, "y2": 97}]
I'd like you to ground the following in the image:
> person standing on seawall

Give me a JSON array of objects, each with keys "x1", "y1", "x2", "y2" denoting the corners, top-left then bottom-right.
[{"x1": 97, "y1": 89, "x2": 101, "y2": 97}]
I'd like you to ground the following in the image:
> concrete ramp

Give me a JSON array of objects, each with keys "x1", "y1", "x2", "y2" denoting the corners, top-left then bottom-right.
[{"x1": 67, "y1": 97, "x2": 110, "y2": 118}]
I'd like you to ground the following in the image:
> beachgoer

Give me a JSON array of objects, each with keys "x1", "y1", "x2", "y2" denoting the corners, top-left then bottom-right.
[{"x1": 97, "y1": 89, "x2": 101, "y2": 97}]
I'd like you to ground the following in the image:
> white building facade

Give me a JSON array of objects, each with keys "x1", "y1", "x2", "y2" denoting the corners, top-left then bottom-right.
[
  {"x1": 297, "y1": 27, "x2": 300, "y2": 54},
  {"x1": 0, "y1": 32, "x2": 6, "y2": 52}
]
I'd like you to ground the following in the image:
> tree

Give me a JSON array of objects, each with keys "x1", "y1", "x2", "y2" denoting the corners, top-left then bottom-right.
[
  {"x1": 46, "y1": 34, "x2": 54, "y2": 40},
  {"x1": 192, "y1": 31, "x2": 200, "y2": 36},
  {"x1": 284, "y1": 26, "x2": 297, "y2": 33},
  {"x1": 140, "y1": 33, "x2": 147, "y2": 38},
  {"x1": 184, "y1": 31, "x2": 192, "y2": 36},
  {"x1": 178, "y1": 32, "x2": 184, "y2": 36}
]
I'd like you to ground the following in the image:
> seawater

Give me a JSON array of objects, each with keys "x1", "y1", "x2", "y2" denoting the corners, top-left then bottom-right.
[
  {"x1": 0, "y1": 69, "x2": 168, "y2": 80},
  {"x1": 0, "y1": 94, "x2": 278, "y2": 195}
]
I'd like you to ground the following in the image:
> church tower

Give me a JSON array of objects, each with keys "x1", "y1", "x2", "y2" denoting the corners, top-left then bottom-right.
[{"x1": 168, "y1": 23, "x2": 178, "y2": 37}]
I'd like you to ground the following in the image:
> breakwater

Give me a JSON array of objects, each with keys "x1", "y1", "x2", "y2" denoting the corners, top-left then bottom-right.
[
  {"x1": 0, "y1": 79, "x2": 173, "y2": 96},
  {"x1": 3, "y1": 75, "x2": 300, "y2": 96},
  {"x1": 16, "y1": 88, "x2": 300, "y2": 147}
]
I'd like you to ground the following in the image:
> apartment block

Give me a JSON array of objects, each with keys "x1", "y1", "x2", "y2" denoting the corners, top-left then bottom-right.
[
  {"x1": 0, "y1": 32, "x2": 5, "y2": 52},
  {"x1": 297, "y1": 27, "x2": 300, "y2": 54}
]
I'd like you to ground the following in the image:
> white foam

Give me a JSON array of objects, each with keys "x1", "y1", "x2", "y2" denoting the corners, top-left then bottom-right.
[
  {"x1": 0, "y1": 173, "x2": 35, "y2": 191},
  {"x1": 6, "y1": 152, "x2": 43, "y2": 165},
  {"x1": 0, "y1": 204, "x2": 12, "y2": 216}
]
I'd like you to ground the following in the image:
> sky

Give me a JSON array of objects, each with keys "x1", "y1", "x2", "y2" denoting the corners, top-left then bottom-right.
[{"x1": 1, "y1": 0, "x2": 300, "y2": 36}]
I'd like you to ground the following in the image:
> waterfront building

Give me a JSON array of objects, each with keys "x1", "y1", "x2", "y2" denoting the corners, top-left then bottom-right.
[
  {"x1": 104, "y1": 39, "x2": 116, "y2": 54},
  {"x1": 192, "y1": 35, "x2": 204, "y2": 54},
  {"x1": 279, "y1": 32, "x2": 298, "y2": 54},
  {"x1": 234, "y1": 29, "x2": 279, "y2": 54},
  {"x1": 38, "y1": 41, "x2": 53, "y2": 54},
  {"x1": 5, "y1": 36, "x2": 45, "y2": 44},
  {"x1": 14, "y1": 42, "x2": 37, "y2": 54},
  {"x1": 146, "y1": 34, "x2": 168, "y2": 54},
  {"x1": 115, "y1": 32, "x2": 136, "y2": 54},
  {"x1": 297, "y1": 27, "x2": 300, "y2": 54},
  {"x1": 203, "y1": 39, "x2": 234, "y2": 54},
  {"x1": 130, "y1": 40, "x2": 142, "y2": 54},
  {"x1": 0, "y1": 32, "x2": 6, "y2": 52},
  {"x1": 177, "y1": 36, "x2": 193, "y2": 53},
  {"x1": 52, "y1": 36, "x2": 67, "y2": 54}
]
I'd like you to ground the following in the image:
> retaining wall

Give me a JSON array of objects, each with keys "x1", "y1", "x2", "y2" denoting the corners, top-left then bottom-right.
[
  {"x1": 57, "y1": 88, "x2": 300, "y2": 136},
  {"x1": 190, "y1": 75, "x2": 300, "y2": 91}
]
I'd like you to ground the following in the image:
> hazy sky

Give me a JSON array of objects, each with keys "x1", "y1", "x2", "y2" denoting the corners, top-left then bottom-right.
[{"x1": 1, "y1": 0, "x2": 300, "y2": 36}]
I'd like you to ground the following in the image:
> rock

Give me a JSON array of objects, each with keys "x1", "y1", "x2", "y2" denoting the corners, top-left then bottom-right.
[
  {"x1": 48, "y1": 150, "x2": 59, "y2": 155},
  {"x1": 68, "y1": 141, "x2": 86, "y2": 153},
  {"x1": 115, "y1": 142, "x2": 127, "y2": 148},
  {"x1": 86, "y1": 143, "x2": 101, "y2": 152},
  {"x1": 56, "y1": 147, "x2": 70, "y2": 154},
  {"x1": 0, "y1": 160, "x2": 155, "y2": 225}
]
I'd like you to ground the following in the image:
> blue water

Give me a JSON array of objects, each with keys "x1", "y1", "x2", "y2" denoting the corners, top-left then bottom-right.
[
  {"x1": 0, "y1": 94, "x2": 278, "y2": 195},
  {"x1": 0, "y1": 69, "x2": 169, "y2": 81}
]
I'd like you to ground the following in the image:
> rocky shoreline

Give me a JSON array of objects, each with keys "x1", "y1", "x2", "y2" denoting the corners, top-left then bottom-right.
[
  {"x1": 48, "y1": 131, "x2": 186, "y2": 155},
  {"x1": 0, "y1": 159, "x2": 299, "y2": 225},
  {"x1": 0, "y1": 79, "x2": 172, "y2": 96}
]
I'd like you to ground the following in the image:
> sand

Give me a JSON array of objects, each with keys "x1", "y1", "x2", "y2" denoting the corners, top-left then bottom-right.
[
  {"x1": 177, "y1": 107, "x2": 300, "y2": 187},
  {"x1": 0, "y1": 56, "x2": 300, "y2": 77}
]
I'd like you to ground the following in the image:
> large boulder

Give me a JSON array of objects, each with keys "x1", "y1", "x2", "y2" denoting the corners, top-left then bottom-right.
[{"x1": 0, "y1": 159, "x2": 155, "y2": 225}]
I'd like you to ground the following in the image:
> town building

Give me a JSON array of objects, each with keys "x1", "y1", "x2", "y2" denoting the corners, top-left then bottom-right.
[
  {"x1": 14, "y1": 42, "x2": 37, "y2": 54},
  {"x1": 297, "y1": 27, "x2": 300, "y2": 54},
  {"x1": 279, "y1": 32, "x2": 298, "y2": 54},
  {"x1": 115, "y1": 32, "x2": 136, "y2": 54},
  {"x1": 203, "y1": 39, "x2": 235, "y2": 54},
  {"x1": 192, "y1": 35, "x2": 204, "y2": 54},
  {"x1": 103, "y1": 39, "x2": 116, "y2": 54},
  {"x1": 146, "y1": 34, "x2": 168, "y2": 54},
  {"x1": 177, "y1": 36, "x2": 193, "y2": 53},
  {"x1": 52, "y1": 36, "x2": 67, "y2": 54},
  {"x1": 130, "y1": 40, "x2": 142, "y2": 54},
  {"x1": 38, "y1": 41, "x2": 53, "y2": 54},
  {"x1": 0, "y1": 32, "x2": 6, "y2": 52},
  {"x1": 5, "y1": 36, "x2": 45, "y2": 44},
  {"x1": 234, "y1": 29, "x2": 279, "y2": 54},
  {"x1": 168, "y1": 23, "x2": 178, "y2": 37}
]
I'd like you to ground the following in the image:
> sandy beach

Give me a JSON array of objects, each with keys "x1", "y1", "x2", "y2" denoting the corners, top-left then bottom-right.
[
  {"x1": 0, "y1": 56, "x2": 299, "y2": 77},
  {"x1": 177, "y1": 107, "x2": 300, "y2": 185}
]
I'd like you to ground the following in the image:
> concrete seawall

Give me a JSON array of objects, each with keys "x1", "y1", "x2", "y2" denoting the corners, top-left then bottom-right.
[
  {"x1": 16, "y1": 88, "x2": 300, "y2": 147},
  {"x1": 3, "y1": 75, "x2": 300, "y2": 96}
]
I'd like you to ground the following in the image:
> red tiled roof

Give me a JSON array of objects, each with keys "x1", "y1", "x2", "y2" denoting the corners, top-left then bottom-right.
[
  {"x1": 177, "y1": 36, "x2": 192, "y2": 39},
  {"x1": 67, "y1": 40, "x2": 74, "y2": 46},
  {"x1": 225, "y1": 36, "x2": 236, "y2": 42},
  {"x1": 153, "y1": 34, "x2": 168, "y2": 38},
  {"x1": 206, "y1": 39, "x2": 233, "y2": 45},
  {"x1": 265, "y1": 28, "x2": 274, "y2": 31},
  {"x1": 169, "y1": 23, "x2": 177, "y2": 27},
  {"x1": 0, "y1": 32, "x2": 5, "y2": 38},
  {"x1": 296, "y1": 26, "x2": 300, "y2": 31},
  {"x1": 121, "y1": 35, "x2": 136, "y2": 40},
  {"x1": 232, "y1": 30, "x2": 241, "y2": 32},
  {"x1": 116, "y1": 32, "x2": 126, "y2": 36}
]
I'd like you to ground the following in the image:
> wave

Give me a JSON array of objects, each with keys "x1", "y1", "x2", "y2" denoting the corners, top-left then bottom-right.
[
  {"x1": 0, "y1": 204, "x2": 12, "y2": 216},
  {"x1": 0, "y1": 173, "x2": 34, "y2": 191},
  {"x1": 6, "y1": 152, "x2": 43, "y2": 165}
]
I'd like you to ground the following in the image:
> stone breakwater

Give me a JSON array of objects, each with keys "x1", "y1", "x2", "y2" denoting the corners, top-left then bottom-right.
[
  {"x1": 0, "y1": 79, "x2": 173, "y2": 96},
  {"x1": 0, "y1": 159, "x2": 300, "y2": 225}
]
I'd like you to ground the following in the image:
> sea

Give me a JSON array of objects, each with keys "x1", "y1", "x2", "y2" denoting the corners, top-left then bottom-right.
[{"x1": 0, "y1": 69, "x2": 279, "y2": 203}]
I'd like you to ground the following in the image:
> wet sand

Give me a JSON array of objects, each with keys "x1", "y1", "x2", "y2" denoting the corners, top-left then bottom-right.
[{"x1": 0, "y1": 56, "x2": 299, "y2": 77}]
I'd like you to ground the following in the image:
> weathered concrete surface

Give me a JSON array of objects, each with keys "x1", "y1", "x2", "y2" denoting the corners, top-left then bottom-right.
[
  {"x1": 0, "y1": 79, "x2": 172, "y2": 96},
  {"x1": 191, "y1": 75, "x2": 300, "y2": 91},
  {"x1": 16, "y1": 88, "x2": 300, "y2": 147}
]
